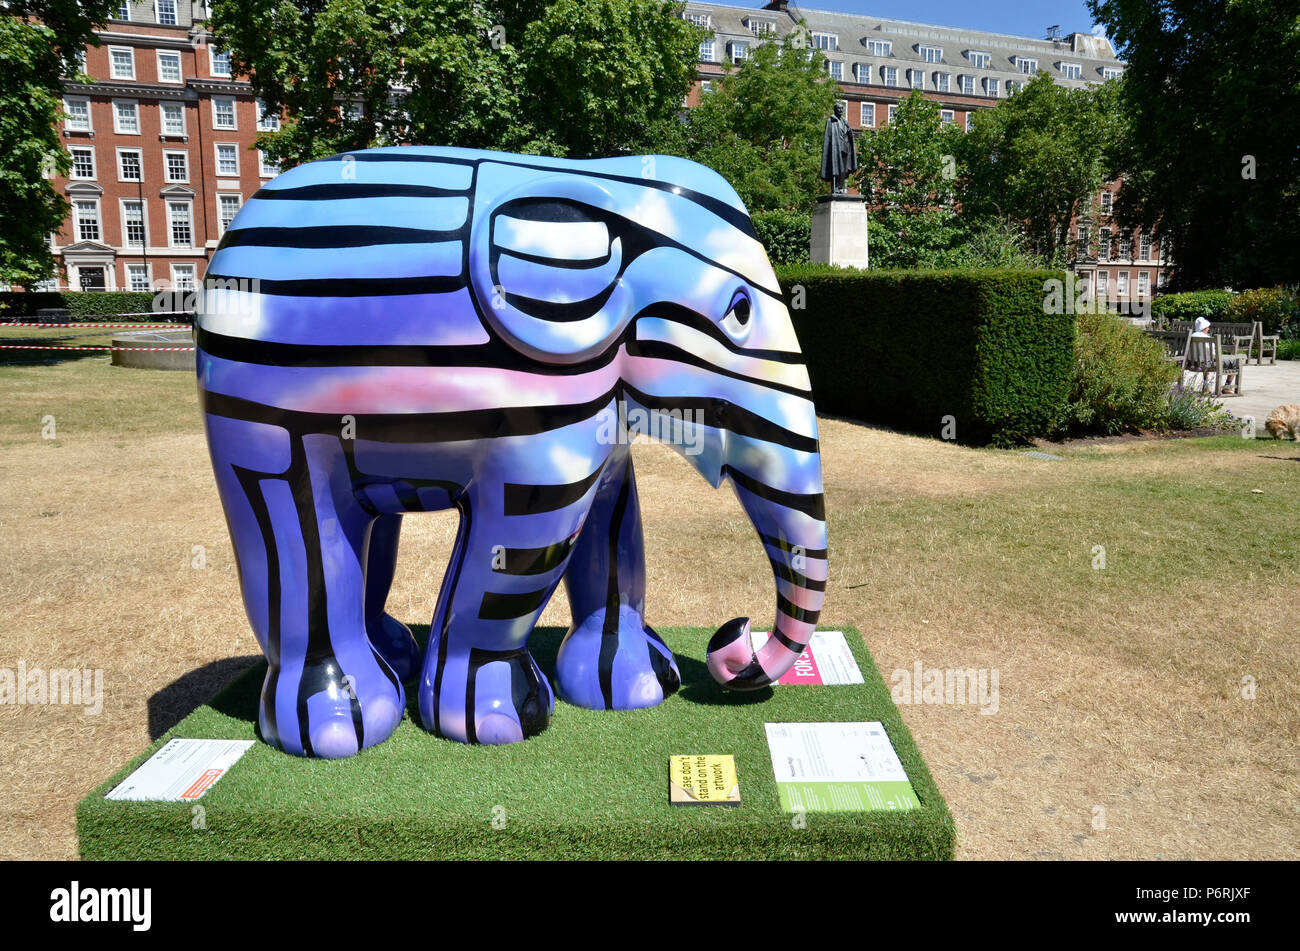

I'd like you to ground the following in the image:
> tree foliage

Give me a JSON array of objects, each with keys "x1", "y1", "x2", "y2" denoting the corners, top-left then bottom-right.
[
  {"x1": 208, "y1": 0, "x2": 704, "y2": 166},
  {"x1": 1087, "y1": 0, "x2": 1300, "y2": 289},
  {"x1": 1, "y1": 1, "x2": 116, "y2": 287}
]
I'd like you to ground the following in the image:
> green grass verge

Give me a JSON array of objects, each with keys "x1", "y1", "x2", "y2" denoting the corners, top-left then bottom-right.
[{"x1": 77, "y1": 627, "x2": 954, "y2": 860}]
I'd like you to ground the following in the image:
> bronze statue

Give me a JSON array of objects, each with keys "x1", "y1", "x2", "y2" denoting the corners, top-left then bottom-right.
[{"x1": 820, "y1": 101, "x2": 858, "y2": 194}]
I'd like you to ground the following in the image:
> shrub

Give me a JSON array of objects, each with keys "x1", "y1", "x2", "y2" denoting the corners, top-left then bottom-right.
[
  {"x1": 1165, "y1": 382, "x2": 1236, "y2": 432},
  {"x1": 1228, "y1": 286, "x2": 1297, "y2": 337},
  {"x1": 1276, "y1": 339, "x2": 1300, "y2": 360},
  {"x1": 1057, "y1": 311, "x2": 1179, "y2": 436},
  {"x1": 751, "y1": 209, "x2": 810, "y2": 266},
  {"x1": 1149, "y1": 289, "x2": 1234, "y2": 324},
  {"x1": 0, "y1": 290, "x2": 177, "y2": 320},
  {"x1": 776, "y1": 266, "x2": 1074, "y2": 445}
]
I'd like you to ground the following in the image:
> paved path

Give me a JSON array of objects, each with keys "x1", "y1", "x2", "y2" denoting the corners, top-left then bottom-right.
[{"x1": 1187, "y1": 358, "x2": 1300, "y2": 427}]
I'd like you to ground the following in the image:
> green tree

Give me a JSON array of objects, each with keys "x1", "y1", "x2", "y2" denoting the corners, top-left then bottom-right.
[
  {"x1": 1, "y1": 1, "x2": 117, "y2": 287},
  {"x1": 1088, "y1": 0, "x2": 1300, "y2": 289},
  {"x1": 680, "y1": 31, "x2": 837, "y2": 213},
  {"x1": 957, "y1": 73, "x2": 1121, "y2": 265},
  {"x1": 209, "y1": 0, "x2": 703, "y2": 167}
]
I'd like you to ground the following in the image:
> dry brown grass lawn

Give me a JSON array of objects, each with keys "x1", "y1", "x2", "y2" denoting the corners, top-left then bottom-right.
[{"x1": 1, "y1": 356, "x2": 1297, "y2": 860}]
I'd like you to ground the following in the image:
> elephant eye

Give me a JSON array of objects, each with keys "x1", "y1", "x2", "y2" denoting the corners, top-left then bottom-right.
[{"x1": 722, "y1": 288, "x2": 752, "y2": 338}]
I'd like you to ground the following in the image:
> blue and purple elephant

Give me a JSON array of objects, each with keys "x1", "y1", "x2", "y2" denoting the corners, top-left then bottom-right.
[{"x1": 197, "y1": 146, "x2": 827, "y2": 756}]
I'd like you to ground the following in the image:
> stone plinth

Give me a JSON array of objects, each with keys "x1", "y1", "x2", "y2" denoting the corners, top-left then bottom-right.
[{"x1": 811, "y1": 195, "x2": 869, "y2": 269}]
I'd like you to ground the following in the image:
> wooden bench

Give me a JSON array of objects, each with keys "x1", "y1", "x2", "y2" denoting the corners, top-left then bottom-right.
[
  {"x1": 1180, "y1": 333, "x2": 1245, "y2": 397},
  {"x1": 1168, "y1": 319, "x2": 1276, "y2": 365}
]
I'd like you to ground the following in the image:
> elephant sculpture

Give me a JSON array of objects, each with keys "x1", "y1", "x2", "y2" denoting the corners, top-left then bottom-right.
[{"x1": 197, "y1": 146, "x2": 827, "y2": 756}]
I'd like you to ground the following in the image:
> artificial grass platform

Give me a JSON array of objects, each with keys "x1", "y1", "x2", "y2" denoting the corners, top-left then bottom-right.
[{"x1": 78, "y1": 627, "x2": 954, "y2": 860}]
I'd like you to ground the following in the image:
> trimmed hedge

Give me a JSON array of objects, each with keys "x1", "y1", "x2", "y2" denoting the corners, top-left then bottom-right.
[
  {"x1": 0, "y1": 291, "x2": 189, "y2": 319},
  {"x1": 776, "y1": 266, "x2": 1074, "y2": 446},
  {"x1": 751, "y1": 209, "x2": 811, "y2": 266},
  {"x1": 1149, "y1": 289, "x2": 1234, "y2": 323}
]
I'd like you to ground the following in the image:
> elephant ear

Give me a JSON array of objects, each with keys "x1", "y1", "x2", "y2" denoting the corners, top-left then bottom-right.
[{"x1": 469, "y1": 174, "x2": 642, "y2": 364}]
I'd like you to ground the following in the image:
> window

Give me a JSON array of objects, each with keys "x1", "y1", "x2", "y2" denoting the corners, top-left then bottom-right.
[
  {"x1": 171, "y1": 264, "x2": 196, "y2": 291},
  {"x1": 812, "y1": 33, "x2": 838, "y2": 51},
  {"x1": 1157, "y1": 270, "x2": 1168, "y2": 289},
  {"x1": 113, "y1": 100, "x2": 140, "y2": 134},
  {"x1": 258, "y1": 149, "x2": 279, "y2": 178},
  {"x1": 117, "y1": 148, "x2": 142, "y2": 181},
  {"x1": 212, "y1": 97, "x2": 236, "y2": 130},
  {"x1": 1015, "y1": 57, "x2": 1037, "y2": 74},
  {"x1": 965, "y1": 111, "x2": 975, "y2": 131},
  {"x1": 958, "y1": 74, "x2": 975, "y2": 95},
  {"x1": 122, "y1": 200, "x2": 146, "y2": 247},
  {"x1": 940, "y1": 109, "x2": 955, "y2": 125},
  {"x1": 218, "y1": 194, "x2": 241, "y2": 235},
  {"x1": 210, "y1": 47, "x2": 232, "y2": 77},
  {"x1": 1006, "y1": 79, "x2": 1023, "y2": 95},
  {"x1": 984, "y1": 77, "x2": 1000, "y2": 97},
  {"x1": 698, "y1": 40, "x2": 714, "y2": 62},
  {"x1": 966, "y1": 50, "x2": 991, "y2": 68},
  {"x1": 1119, "y1": 236, "x2": 1132, "y2": 259},
  {"x1": 164, "y1": 150, "x2": 188, "y2": 182},
  {"x1": 1099, "y1": 227, "x2": 1112, "y2": 260},
  {"x1": 1139, "y1": 234, "x2": 1153, "y2": 260},
  {"x1": 155, "y1": 0, "x2": 177, "y2": 25},
  {"x1": 699, "y1": 80, "x2": 713, "y2": 94},
  {"x1": 1100, "y1": 190, "x2": 1113, "y2": 214},
  {"x1": 1060, "y1": 62, "x2": 1082, "y2": 80},
  {"x1": 1102, "y1": 66, "x2": 1123, "y2": 80},
  {"x1": 908, "y1": 69, "x2": 925, "y2": 89},
  {"x1": 215, "y1": 143, "x2": 239, "y2": 177},
  {"x1": 748, "y1": 19, "x2": 776, "y2": 37},
  {"x1": 918, "y1": 45, "x2": 942, "y2": 63},
  {"x1": 1096, "y1": 271, "x2": 1108, "y2": 294},
  {"x1": 934, "y1": 71, "x2": 951, "y2": 92},
  {"x1": 827, "y1": 60, "x2": 842, "y2": 80},
  {"x1": 1078, "y1": 224, "x2": 1090, "y2": 247},
  {"x1": 161, "y1": 101, "x2": 185, "y2": 135},
  {"x1": 860, "y1": 102, "x2": 875, "y2": 127},
  {"x1": 880, "y1": 66, "x2": 898, "y2": 87},
  {"x1": 865, "y1": 39, "x2": 891, "y2": 56},
  {"x1": 854, "y1": 62, "x2": 870, "y2": 84},
  {"x1": 167, "y1": 201, "x2": 193, "y2": 248},
  {"x1": 157, "y1": 50, "x2": 182, "y2": 83},
  {"x1": 683, "y1": 12, "x2": 711, "y2": 28},
  {"x1": 728, "y1": 41, "x2": 748, "y2": 64},
  {"x1": 109, "y1": 47, "x2": 135, "y2": 80},
  {"x1": 116, "y1": 2, "x2": 130, "y2": 20},
  {"x1": 1117, "y1": 271, "x2": 1129, "y2": 295},
  {"x1": 1138, "y1": 271, "x2": 1150, "y2": 296},
  {"x1": 126, "y1": 264, "x2": 150, "y2": 292},
  {"x1": 69, "y1": 147, "x2": 95, "y2": 179},
  {"x1": 64, "y1": 97, "x2": 91, "y2": 132},
  {"x1": 887, "y1": 104, "x2": 898, "y2": 124},
  {"x1": 74, "y1": 200, "x2": 101, "y2": 241}
]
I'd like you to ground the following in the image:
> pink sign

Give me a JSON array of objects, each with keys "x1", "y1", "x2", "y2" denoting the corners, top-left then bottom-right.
[{"x1": 777, "y1": 644, "x2": 823, "y2": 685}]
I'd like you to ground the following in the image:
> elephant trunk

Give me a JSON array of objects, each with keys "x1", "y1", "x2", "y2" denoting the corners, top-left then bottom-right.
[{"x1": 705, "y1": 462, "x2": 827, "y2": 690}]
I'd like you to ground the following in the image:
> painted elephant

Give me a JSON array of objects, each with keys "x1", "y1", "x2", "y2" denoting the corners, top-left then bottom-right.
[{"x1": 196, "y1": 146, "x2": 827, "y2": 756}]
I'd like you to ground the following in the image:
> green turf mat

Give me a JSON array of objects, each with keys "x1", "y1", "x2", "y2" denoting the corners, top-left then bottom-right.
[{"x1": 78, "y1": 627, "x2": 954, "y2": 860}]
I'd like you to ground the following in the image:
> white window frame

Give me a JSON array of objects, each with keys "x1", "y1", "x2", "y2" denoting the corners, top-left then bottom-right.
[
  {"x1": 116, "y1": 147, "x2": 143, "y2": 182},
  {"x1": 748, "y1": 19, "x2": 776, "y2": 37},
  {"x1": 154, "y1": 0, "x2": 177, "y2": 26},
  {"x1": 112, "y1": 99, "x2": 140, "y2": 134},
  {"x1": 258, "y1": 149, "x2": 279, "y2": 178},
  {"x1": 1102, "y1": 66, "x2": 1123, "y2": 80},
  {"x1": 683, "y1": 12, "x2": 711, "y2": 28},
  {"x1": 880, "y1": 66, "x2": 898, "y2": 87},
  {"x1": 966, "y1": 50, "x2": 991, "y2": 68},
  {"x1": 887, "y1": 104, "x2": 898, "y2": 124},
  {"x1": 853, "y1": 62, "x2": 870, "y2": 84},
  {"x1": 827, "y1": 60, "x2": 843, "y2": 80},
  {"x1": 1139, "y1": 234, "x2": 1153, "y2": 260},
  {"x1": 1016, "y1": 57, "x2": 1037, "y2": 74},
  {"x1": 217, "y1": 193, "x2": 242, "y2": 236},
  {"x1": 698, "y1": 39, "x2": 714, "y2": 62},
  {"x1": 860, "y1": 102, "x2": 874, "y2": 127},
  {"x1": 170, "y1": 263, "x2": 196, "y2": 291},
  {"x1": 64, "y1": 96, "x2": 92, "y2": 132},
  {"x1": 908, "y1": 68, "x2": 925, "y2": 89},
  {"x1": 120, "y1": 198, "x2": 148, "y2": 248},
  {"x1": 934, "y1": 71, "x2": 951, "y2": 92},
  {"x1": 167, "y1": 200, "x2": 194, "y2": 249},
  {"x1": 125, "y1": 263, "x2": 152, "y2": 292},
  {"x1": 212, "y1": 96, "x2": 237, "y2": 130},
  {"x1": 1060, "y1": 62, "x2": 1083, "y2": 80},
  {"x1": 1138, "y1": 271, "x2": 1150, "y2": 296},
  {"x1": 965, "y1": 111, "x2": 975, "y2": 131},
  {"x1": 812, "y1": 32, "x2": 838, "y2": 52},
  {"x1": 74, "y1": 199, "x2": 102, "y2": 242},
  {"x1": 116, "y1": 1, "x2": 130, "y2": 20},
  {"x1": 865, "y1": 39, "x2": 891, "y2": 56},
  {"x1": 68, "y1": 146, "x2": 96, "y2": 180},
  {"x1": 156, "y1": 49, "x2": 182, "y2": 84},
  {"x1": 1117, "y1": 271, "x2": 1130, "y2": 295},
  {"x1": 215, "y1": 142, "x2": 240, "y2": 178},
  {"x1": 160, "y1": 101, "x2": 186, "y2": 136},
  {"x1": 729, "y1": 41, "x2": 749, "y2": 64},
  {"x1": 108, "y1": 46, "x2": 136, "y2": 81},
  {"x1": 984, "y1": 77, "x2": 1000, "y2": 97},
  {"x1": 918, "y1": 45, "x2": 943, "y2": 64},
  {"x1": 1099, "y1": 227, "x2": 1112, "y2": 260},
  {"x1": 1100, "y1": 191, "x2": 1114, "y2": 214},
  {"x1": 209, "y1": 46, "x2": 232, "y2": 78},
  {"x1": 940, "y1": 109, "x2": 955, "y2": 125},
  {"x1": 163, "y1": 149, "x2": 189, "y2": 183},
  {"x1": 1096, "y1": 270, "x2": 1109, "y2": 295},
  {"x1": 958, "y1": 74, "x2": 975, "y2": 95}
]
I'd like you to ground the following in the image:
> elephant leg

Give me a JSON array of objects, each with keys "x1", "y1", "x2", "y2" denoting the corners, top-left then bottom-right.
[
  {"x1": 207, "y1": 418, "x2": 405, "y2": 758},
  {"x1": 417, "y1": 469, "x2": 594, "y2": 745},
  {"x1": 555, "y1": 449, "x2": 681, "y2": 710},
  {"x1": 363, "y1": 514, "x2": 421, "y2": 683}
]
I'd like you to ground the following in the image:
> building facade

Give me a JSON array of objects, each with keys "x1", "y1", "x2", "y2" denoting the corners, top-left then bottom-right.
[
  {"x1": 686, "y1": 1, "x2": 1170, "y2": 303},
  {"x1": 46, "y1": 0, "x2": 275, "y2": 293}
]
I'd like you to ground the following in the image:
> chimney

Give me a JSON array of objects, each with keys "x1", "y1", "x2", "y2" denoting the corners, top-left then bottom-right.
[{"x1": 764, "y1": 1, "x2": 790, "y2": 10}]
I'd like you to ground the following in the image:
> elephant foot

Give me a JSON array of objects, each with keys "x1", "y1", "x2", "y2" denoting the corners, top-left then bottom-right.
[
  {"x1": 259, "y1": 652, "x2": 405, "y2": 759},
  {"x1": 418, "y1": 644, "x2": 553, "y2": 745},
  {"x1": 555, "y1": 605, "x2": 681, "y2": 710},
  {"x1": 367, "y1": 612, "x2": 422, "y2": 683}
]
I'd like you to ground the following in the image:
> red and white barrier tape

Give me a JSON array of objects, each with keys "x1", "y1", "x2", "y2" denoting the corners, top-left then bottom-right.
[
  {"x1": 0, "y1": 322, "x2": 188, "y2": 329},
  {"x1": 0, "y1": 344, "x2": 194, "y2": 352}
]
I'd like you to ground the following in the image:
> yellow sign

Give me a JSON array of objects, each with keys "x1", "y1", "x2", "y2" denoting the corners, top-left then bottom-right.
[{"x1": 669, "y1": 754, "x2": 741, "y2": 806}]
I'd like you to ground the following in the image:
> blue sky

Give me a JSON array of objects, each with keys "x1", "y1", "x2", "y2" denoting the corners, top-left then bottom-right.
[{"x1": 781, "y1": 0, "x2": 1103, "y2": 41}]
